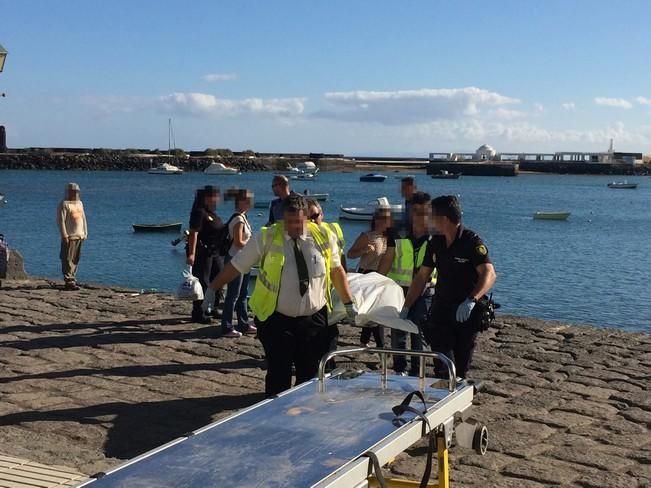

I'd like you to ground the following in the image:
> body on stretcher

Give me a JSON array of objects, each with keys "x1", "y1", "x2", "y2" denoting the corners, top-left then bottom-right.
[{"x1": 76, "y1": 348, "x2": 488, "y2": 488}]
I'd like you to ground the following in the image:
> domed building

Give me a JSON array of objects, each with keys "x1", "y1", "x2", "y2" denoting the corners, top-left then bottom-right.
[{"x1": 475, "y1": 144, "x2": 497, "y2": 161}]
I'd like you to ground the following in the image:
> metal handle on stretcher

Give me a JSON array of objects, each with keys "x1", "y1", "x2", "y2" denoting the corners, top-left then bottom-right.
[{"x1": 318, "y1": 347, "x2": 457, "y2": 392}]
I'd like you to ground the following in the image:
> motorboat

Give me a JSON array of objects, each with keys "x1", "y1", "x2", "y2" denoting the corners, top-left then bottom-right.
[
  {"x1": 607, "y1": 181, "x2": 638, "y2": 189},
  {"x1": 274, "y1": 164, "x2": 305, "y2": 176},
  {"x1": 291, "y1": 168, "x2": 319, "y2": 180},
  {"x1": 359, "y1": 174, "x2": 387, "y2": 182},
  {"x1": 533, "y1": 212, "x2": 571, "y2": 221},
  {"x1": 133, "y1": 222, "x2": 183, "y2": 233},
  {"x1": 148, "y1": 162, "x2": 184, "y2": 175},
  {"x1": 301, "y1": 191, "x2": 329, "y2": 201},
  {"x1": 295, "y1": 161, "x2": 318, "y2": 174},
  {"x1": 204, "y1": 162, "x2": 241, "y2": 175},
  {"x1": 0, "y1": 193, "x2": 5, "y2": 205},
  {"x1": 431, "y1": 170, "x2": 461, "y2": 179},
  {"x1": 339, "y1": 197, "x2": 402, "y2": 221}
]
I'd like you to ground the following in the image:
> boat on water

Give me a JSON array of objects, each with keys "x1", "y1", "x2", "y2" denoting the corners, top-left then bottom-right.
[
  {"x1": 149, "y1": 119, "x2": 184, "y2": 175},
  {"x1": 0, "y1": 193, "x2": 6, "y2": 205},
  {"x1": 133, "y1": 222, "x2": 183, "y2": 233},
  {"x1": 339, "y1": 197, "x2": 402, "y2": 221},
  {"x1": 204, "y1": 162, "x2": 241, "y2": 175},
  {"x1": 359, "y1": 174, "x2": 387, "y2": 182},
  {"x1": 148, "y1": 162, "x2": 184, "y2": 175},
  {"x1": 431, "y1": 170, "x2": 461, "y2": 180},
  {"x1": 291, "y1": 168, "x2": 320, "y2": 180},
  {"x1": 533, "y1": 212, "x2": 571, "y2": 221},
  {"x1": 607, "y1": 181, "x2": 638, "y2": 189}
]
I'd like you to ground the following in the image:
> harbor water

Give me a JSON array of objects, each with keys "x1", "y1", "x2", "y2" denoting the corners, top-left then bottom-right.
[{"x1": 1, "y1": 170, "x2": 649, "y2": 332}]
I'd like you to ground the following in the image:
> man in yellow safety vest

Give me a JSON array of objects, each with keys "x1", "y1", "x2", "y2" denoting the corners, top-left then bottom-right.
[{"x1": 204, "y1": 194, "x2": 357, "y2": 397}]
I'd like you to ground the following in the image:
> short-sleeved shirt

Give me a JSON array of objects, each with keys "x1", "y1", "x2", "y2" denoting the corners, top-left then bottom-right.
[
  {"x1": 231, "y1": 225, "x2": 341, "y2": 318},
  {"x1": 267, "y1": 191, "x2": 300, "y2": 225},
  {"x1": 227, "y1": 213, "x2": 252, "y2": 257},
  {"x1": 189, "y1": 207, "x2": 223, "y2": 246},
  {"x1": 421, "y1": 225, "x2": 492, "y2": 305}
]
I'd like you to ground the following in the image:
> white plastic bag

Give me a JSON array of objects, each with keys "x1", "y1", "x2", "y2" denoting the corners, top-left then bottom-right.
[
  {"x1": 176, "y1": 265, "x2": 204, "y2": 301},
  {"x1": 329, "y1": 272, "x2": 418, "y2": 333}
]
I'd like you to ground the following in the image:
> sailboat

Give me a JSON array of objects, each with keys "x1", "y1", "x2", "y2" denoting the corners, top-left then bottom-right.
[{"x1": 148, "y1": 119, "x2": 184, "y2": 175}]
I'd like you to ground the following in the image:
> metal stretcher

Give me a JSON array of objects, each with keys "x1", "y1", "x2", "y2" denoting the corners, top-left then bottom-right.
[{"x1": 77, "y1": 348, "x2": 487, "y2": 488}]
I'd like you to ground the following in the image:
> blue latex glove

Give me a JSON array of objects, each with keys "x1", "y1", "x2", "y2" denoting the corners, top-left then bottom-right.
[
  {"x1": 399, "y1": 305, "x2": 410, "y2": 320},
  {"x1": 344, "y1": 301, "x2": 358, "y2": 321},
  {"x1": 456, "y1": 298, "x2": 476, "y2": 323},
  {"x1": 202, "y1": 288, "x2": 216, "y2": 313}
]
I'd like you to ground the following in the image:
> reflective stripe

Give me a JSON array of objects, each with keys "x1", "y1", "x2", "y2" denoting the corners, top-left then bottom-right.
[
  {"x1": 387, "y1": 238, "x2": 435, "y2": 287},
  {"x1": 256, "y1": 271, "x2": 280, "y2": 293}
]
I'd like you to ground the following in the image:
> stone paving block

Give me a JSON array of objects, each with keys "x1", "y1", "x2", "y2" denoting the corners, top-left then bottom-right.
[{"x1": 572, "y1": 471, "x2": 647, "y2": 488}]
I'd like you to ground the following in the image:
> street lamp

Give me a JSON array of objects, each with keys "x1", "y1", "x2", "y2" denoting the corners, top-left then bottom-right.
[{"x1": 0, "y1": 44, "x2": 7, "y2": 73}]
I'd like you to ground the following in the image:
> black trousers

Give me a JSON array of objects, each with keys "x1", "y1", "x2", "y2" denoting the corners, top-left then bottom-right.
[
  {"x1": 256, "y1": 307, "x2": 337, "y2": 397},
  {"x1": 423, "y1": 302, "x2": 479, "y2": 379},
  {"x1": 191, "y1": 245, "x2": 223, "y2": 319}
]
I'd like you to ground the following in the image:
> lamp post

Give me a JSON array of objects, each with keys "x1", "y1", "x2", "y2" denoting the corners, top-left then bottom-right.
[{"x1": 0, "y1": 43, "x2": 7, "y2": 73}]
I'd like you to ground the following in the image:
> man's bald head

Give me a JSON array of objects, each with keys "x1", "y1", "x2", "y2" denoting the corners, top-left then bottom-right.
[{"x1": 272, "y1": 175, "x2": 290, "y2": 198}]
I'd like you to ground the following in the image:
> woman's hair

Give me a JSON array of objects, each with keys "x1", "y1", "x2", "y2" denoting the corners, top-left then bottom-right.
[{"x1": 371, "y1": 208, "x2": 392, "y2": 231}]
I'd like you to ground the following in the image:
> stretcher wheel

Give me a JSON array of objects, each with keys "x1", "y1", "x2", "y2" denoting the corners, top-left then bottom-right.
[{"x1": 473, "y1": 424, "x2": 488, "y2": 455}]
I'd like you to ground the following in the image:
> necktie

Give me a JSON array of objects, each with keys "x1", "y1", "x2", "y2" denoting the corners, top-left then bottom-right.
[{"x1": 293, "y1": 238, "x2": 310, "y2": 296}]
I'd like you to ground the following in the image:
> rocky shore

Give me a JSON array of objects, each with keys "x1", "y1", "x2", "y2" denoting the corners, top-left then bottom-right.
[{"x1": 0, "y1": 279, "x2": 649, "y2": 487}]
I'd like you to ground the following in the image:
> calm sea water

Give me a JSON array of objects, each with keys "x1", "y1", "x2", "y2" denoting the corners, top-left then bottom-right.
[{"x1": 1, "y1": 170, "x2": 649, "y2": 333}]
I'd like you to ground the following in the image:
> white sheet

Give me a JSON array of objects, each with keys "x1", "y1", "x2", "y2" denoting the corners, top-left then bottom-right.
[{"x1": 329, "y1": 272, "x2": 419, "y2": 333}]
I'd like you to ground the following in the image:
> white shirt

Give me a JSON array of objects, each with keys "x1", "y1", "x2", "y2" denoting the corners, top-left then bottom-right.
[
  {"x1": 231, "y1": 225, "x2": 341, "y2": 317},
  {"x1": 227, "y1": 213, "x2": 252, "y2": 257}
]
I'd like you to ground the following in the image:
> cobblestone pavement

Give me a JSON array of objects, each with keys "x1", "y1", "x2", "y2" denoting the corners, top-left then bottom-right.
[{"x1": 0, "y1": 279, "x2": 649, "y2": 487}]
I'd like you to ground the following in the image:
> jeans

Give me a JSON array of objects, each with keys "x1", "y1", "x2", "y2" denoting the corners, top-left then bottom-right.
[
  {"x1": 391, "y1": 292, "x2": 430, "y2": 375},
  {"x1": 221, "y1": 253, "x2": 250, "y2": 331}
]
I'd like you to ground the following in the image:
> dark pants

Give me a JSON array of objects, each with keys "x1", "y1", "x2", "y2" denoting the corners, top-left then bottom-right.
[
  {"x1": 423, "y1": 302, "x2": 479, "y2": 379},
  {"x1": 256, "y1": 307, "x2": 336, "y2": 397},
  {"x1": 191, "y1": 245, "x2": 223, "y2": 320},
  {"x1": 391, "y1": 293, "x2": 430, "y2": 375},
  {"x1": 60, "y1": 238, "x2": 82, "y2": 284},
  {"x1": 360, "y1": 324, "x2": 385, "y2": 347}
]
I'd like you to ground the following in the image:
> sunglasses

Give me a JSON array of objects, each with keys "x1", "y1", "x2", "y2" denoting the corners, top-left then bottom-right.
[{"x1": 309, "y1": 212, "x2": 321, "y2": 220}]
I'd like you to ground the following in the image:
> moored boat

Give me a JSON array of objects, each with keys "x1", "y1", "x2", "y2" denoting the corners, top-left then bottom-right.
[
  {"x1": 431, "y1": 170, "x2": 461, "y2": 179},
  {"x1": 204, "y1": 162, "x2": 240, "y2": 175},
  {"x1": 359, "y1": 174, "x2": 387, "y2": 182},
  {"x1": 148, "y1": 162, "x2": 184, "y2": 175},
  {"x1": 339, "y1": 197, "x2": 402, "y2": 221},
  {"x1": 607, "y1": 181, "x2": 638, "y2": 189},
  {"x1": 133, "y1": 222, "x2": 183, "y2": 233},
  {"x1": 533, "y1": 212, "x2": 571, "y2": 221}
]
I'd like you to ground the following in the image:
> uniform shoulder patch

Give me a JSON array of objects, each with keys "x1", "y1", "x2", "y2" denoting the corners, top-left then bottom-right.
[{"x1": 476, "y1": 244, "x2": 488, "y2": 256}]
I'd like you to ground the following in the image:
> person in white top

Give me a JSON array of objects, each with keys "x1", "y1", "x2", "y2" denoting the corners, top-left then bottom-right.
[
  {"x1": 221, "y1": 189, "x2": 255, "y2": 338},
  {"x1": 56, "y1": 182, "x2": 88, "y2": 291},
  {"x1": 204, "y1": 194, "x2": 357, "y2": 397}
]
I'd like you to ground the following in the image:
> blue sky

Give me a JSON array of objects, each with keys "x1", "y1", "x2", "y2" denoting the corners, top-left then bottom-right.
[{"x1": 2, "y1": 0, "x2": 651, "y2": 155}]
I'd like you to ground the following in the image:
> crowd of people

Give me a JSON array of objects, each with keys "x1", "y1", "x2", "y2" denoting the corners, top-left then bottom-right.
[{"x1": 55, "y1": 174, "x2": 496, "y2": 398}]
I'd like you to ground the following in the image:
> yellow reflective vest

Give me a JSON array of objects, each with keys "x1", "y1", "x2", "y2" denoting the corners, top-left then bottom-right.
[
  {"x1": 249, "y1": 221, "x2": 334, "y2": 321},
  {"x1": 326, "y1": 222, "x2": 345, "y2": 259},
  {"x1": 387, "y1": 238, "x2": 437, "y2": 287}
]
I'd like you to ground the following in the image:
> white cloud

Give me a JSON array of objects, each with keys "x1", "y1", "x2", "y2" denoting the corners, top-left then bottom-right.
[
  {"x1": 202, "y1": 73, "x2": 238, "y2": 82},
  {"x1": 157, "y1": 92, "x2": 305, "y2": 117},
  {"x1": 561, "y1": 102, "x2": 576, "y2": 111},
  {"x1": 533, "y1": 103, "x2": 544, "y2": 113},
  {"x1": 315, "y1": 87, "x2": 520, "y2": 125},
  {"x1": 635, "y1": 96, "x2": 651, "y2": 106},
  {"x1": 594, "y1": 97, "x2": 632, "y2": 109}
]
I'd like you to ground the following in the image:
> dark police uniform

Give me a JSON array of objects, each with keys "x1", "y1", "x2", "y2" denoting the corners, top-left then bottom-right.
[
  {"x1": 188, "y1": 206, "x2": 224, "y2": 321},
  {"x1": 421, "y1": 225, "x2": 492, "y2": 378}
]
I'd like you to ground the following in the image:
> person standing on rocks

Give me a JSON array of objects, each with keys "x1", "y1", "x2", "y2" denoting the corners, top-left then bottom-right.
[
  {"x1": 401, "y1": 195, "x2": 496, "y2": 378},
  {"x1": 203, "y1": 194, "x2": 357, "y2": 397},
  {"x1": 56, "y1": 182, "x2": 87, "y2": 291}
]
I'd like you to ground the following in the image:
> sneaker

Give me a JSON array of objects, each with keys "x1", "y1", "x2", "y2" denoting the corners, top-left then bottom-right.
[
  {"x1": 359, "y1": 342, "x2": 370, "y2": 348},
  {"x1": 222, "y1": 329, "x2": 242, "y2": 338},
  {"x1": 241, "y1": 325, "x2": 257, "y2": 335}
]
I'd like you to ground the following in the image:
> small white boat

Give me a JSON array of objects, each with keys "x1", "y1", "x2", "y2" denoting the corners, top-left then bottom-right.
[
  {"x1": 291, "y1": 168, "x2": 319, "y2": 180},
  {"x1": 431, "y1": 170, "x2": 461, "y2": 180},
  {"x1": 339, "y1": 197, "x2": 402, "y2": 221},
  {"x1": 533, "y1": 212, "x2": 571, "y2": 221},
  {"x1": 204, "y1": 162, "x2": 240, "y2": 175},
  {"x1": 0, "y1": 193, "x2": 6, "y2": 205},
  {"x1": 607, "y1": 181, "x2": 638, "y2": 189},
  {"x1": 148, "y1": 162, "x2": 183, "y2": 175},
  {"x1": 296, "y1": 161, "x2": 318, "y2": 174}
]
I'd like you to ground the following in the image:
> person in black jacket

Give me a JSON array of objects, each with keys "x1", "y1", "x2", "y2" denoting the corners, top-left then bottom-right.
[{"x1": 186, "y1": 186, "x2": 225, "y2": 324}]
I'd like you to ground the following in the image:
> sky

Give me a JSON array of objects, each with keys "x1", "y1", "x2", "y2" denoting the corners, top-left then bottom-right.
[{"x1": 1, "y1": 0, "x2": 651, "y2": 156}]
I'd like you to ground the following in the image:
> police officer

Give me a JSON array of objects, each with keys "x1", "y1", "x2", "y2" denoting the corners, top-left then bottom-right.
[
  {"x1": 379, "y1": 191, "x2": 433, "y2": 376},
  {"x1": 401, "y1": 195, "x2": 496, "y2": 378},
  {"x1": 186, "y1": 186, "x2": 224, "y2": 324},
  {"x1": 204, "y1": 194, "x2": 357, "y2": 397}
]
